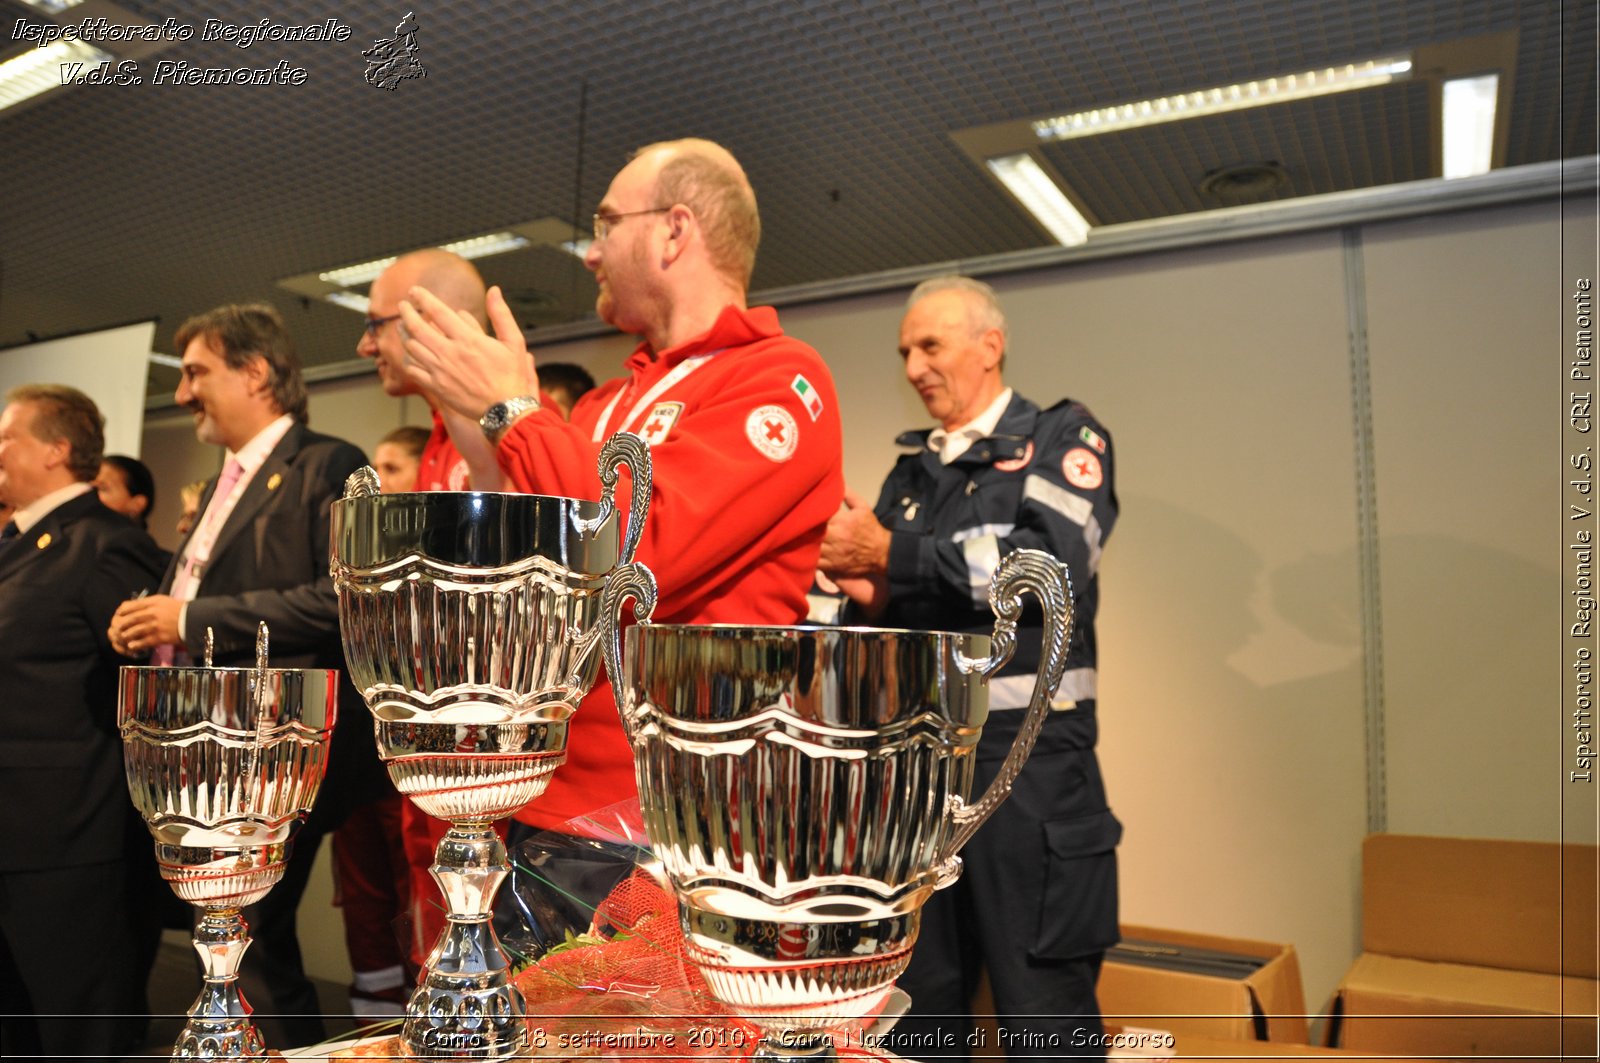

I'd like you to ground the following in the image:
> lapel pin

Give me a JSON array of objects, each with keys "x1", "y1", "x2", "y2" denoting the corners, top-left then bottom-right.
[
  {"x1": 267, "y1": 472, "x2": 282, "y2": 491},
  {"x1": 35, "y1": 532, "x2": 52, "y2": 550}
]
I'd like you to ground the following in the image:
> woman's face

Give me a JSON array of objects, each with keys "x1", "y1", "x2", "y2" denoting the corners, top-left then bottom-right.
[{"x1": 95, "y1": 462, "x2": 149, "y2": 522}]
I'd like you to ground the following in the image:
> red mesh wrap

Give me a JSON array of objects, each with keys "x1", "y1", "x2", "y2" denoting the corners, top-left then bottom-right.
[{"x1": 333, "y1": 873, "x2": 893, "y2": 1060}]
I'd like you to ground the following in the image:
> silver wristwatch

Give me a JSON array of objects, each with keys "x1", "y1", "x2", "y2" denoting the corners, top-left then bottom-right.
[{"x1": 478, "y1": 394, "x2": 541, "y2": 444}]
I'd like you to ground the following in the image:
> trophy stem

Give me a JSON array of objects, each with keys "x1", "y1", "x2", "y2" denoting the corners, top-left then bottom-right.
[
  {"x1": 402, "y1": 820, "x2": 528, "y2": 1060},
  {"x1": 176, "y1": 903, "x2": 267, "y2": 1060}
]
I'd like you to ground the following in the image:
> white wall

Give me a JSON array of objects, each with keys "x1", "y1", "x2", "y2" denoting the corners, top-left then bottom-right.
[
  {"x1": 0, "y1": 321, "x2": 153, "y2": 458},
  {"x1": 1363, "y1": 201, "x2": 1565, "y2": 841},
  {"x1": 134, "y1": 194, "x2": 1590, "y2": 1014}
]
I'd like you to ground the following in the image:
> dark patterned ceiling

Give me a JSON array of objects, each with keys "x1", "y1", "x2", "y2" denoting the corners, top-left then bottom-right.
[{"x1": 0, "y1": 0, "x2": 1592, "y2": 394}]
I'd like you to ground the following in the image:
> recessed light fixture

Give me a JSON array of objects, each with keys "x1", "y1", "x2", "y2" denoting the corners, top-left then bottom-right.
[
  {"x1": 323, "y1": 291, "x2": 371, "y2": 314},
  {"x1": 281, "y1": 219, "x2": 587, "y2": 311},
  {"x1": 1032, "y1": 55, "x2": 1414, "y2": 142},
  {"x1": 0, "y1": 38, "x2": 112, "y2": 112},
  {"x1": 985, "y1": 154, "x2": 1092, "y2": 246},
  {"x1": 317, "y1": 232, "x2": 532, "y2": 288},
  {"x1": 1441, "y1": 73, "x2": 1499, "y2": 178}
]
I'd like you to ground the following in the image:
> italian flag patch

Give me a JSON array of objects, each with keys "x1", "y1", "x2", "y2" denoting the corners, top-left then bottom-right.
[
  {"x1": 791, "y1": 374, "x2": 824, "y2": 422},
  {"x1": 1079, "y1": 426, "x2": 1107, "y2": 453}
]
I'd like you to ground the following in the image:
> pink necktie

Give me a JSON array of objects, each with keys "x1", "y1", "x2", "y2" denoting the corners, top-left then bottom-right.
[{"x1": 153, "y1": 459, "x2": 244, "y2": 665}]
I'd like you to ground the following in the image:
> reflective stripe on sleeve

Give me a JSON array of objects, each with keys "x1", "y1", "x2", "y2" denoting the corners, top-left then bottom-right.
[
  {"x1": 1024, "y1": 473, "x2": 1103, "y2": 574},
  {"x1": 951, "y1": 522, "x2": 1015, "y2": 543},
  {"x1": 961, "y1": 534, "x2": 1001, "y2": 606},
  {"x1": 988, "y1": 667, "x2": 1097, "y2": 710}
]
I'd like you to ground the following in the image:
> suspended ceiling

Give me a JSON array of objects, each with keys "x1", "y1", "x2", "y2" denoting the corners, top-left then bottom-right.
[{"x1": 0, "y1": 0, "x2": 1592, "y2": 395}]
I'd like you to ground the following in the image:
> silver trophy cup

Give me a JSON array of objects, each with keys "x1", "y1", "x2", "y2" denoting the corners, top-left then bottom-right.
[
  {"x1": 604, "y1": 549, "x2": 1072, "y2": 1060},
  {"x1": 120, "y1": 625, "x2": 336, "y2": 1061},
  {"x1": 330, "y1": 434, "x2": 655, "y2": 1061}
]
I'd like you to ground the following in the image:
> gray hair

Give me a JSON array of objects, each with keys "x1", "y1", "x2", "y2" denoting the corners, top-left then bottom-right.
[{"x1": 907, "y1": 276, "x2": 1009, "y2": 351}]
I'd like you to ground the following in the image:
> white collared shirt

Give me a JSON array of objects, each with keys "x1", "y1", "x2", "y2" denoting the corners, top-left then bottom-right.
[
  {"x1": 927, "y1": 388, "x2": 1013, "y2": 464},
  {"x1": 12, "y1": 481, "x2": 93, "y2": 534},
  {"x1": 174, "y1": 413, "x2": 295, "y2": 639}
]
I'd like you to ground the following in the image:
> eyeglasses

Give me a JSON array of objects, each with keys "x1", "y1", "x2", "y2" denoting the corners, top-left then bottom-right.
[
  {"x1": 591, "y1": 206, "x2": 671, "y2": 242},
  {"x1": 362, "y1": 313, "x2": 402, "y2": 338}
]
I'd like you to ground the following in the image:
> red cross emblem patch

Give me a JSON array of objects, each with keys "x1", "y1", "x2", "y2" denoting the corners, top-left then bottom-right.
[
  {"x1": 745, "y1": 404, "x2": 799, "y2": 462},
  {"x1": 1062, "y1": 447, "x2": 1102, "y2": 489},
  {"x1": 640, "y1": 401, "x2": 684, "y2": 445}
]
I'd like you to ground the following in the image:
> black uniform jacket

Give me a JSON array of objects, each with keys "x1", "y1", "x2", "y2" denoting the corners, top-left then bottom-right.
[{"x1": 0, "y1": 490, "x2": 166, "y2": 871}]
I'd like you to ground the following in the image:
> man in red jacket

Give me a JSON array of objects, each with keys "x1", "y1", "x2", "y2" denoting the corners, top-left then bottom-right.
[{"x1": 397, "y1": 136, "x2": 842, "y2": 874}]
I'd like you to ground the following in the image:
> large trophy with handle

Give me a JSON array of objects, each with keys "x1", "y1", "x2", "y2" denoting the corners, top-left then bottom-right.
[
  {"x1": 330, "y1": 434, "x2": 654, "y2": 1061},
  {"x1": 120, "y1": 624, "x2": 336, "y2": 1061},
  {"x1": 604, "y1": 548, "x2": 1072, "y2": 1061}
]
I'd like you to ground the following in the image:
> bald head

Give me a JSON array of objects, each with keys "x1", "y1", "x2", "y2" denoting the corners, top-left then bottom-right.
[
  {"x1": 360, "y1": 248, "x2": 489, "y2": 398},
  {"x1": 634, "y1": 138, "x2": 761, "y2": 287},
  {"x1": 374, "y1": 248, "x2": 487, "y2": 327}
]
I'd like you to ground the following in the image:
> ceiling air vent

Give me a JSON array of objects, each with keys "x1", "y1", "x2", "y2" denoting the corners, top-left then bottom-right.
[{"x1": 1198, "y1": 161, "x2": 1290, "y2": 202}]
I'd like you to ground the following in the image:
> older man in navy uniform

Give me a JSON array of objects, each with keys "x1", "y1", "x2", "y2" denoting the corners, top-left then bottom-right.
[{"x1": 821, "y1": 276, "x2": 1121, "y2": 1058}]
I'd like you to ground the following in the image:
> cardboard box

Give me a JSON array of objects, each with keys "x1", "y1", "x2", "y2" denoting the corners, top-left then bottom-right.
[
  {"x1": 1098, "y1": 924, "x2": 1309, "y2": 1043},
  {"x1": 1107, "y1": 1027, "x2": 1429, "y2": 1061},
  {"x1": 1326, "y1": 834, "x2": 1599, "y2": 1058}
]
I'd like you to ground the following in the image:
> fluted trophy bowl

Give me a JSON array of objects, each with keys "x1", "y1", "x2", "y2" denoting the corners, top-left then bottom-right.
[
  {"x1": 119, "y1": 637, "x2": 335, "y2": 1061},
  {"x1": 330, "y1": 433, "x2": 654, "y2": 1061},
  {"x1": 604, "y1": 550, "x2": 1072, "y2": 1061}
]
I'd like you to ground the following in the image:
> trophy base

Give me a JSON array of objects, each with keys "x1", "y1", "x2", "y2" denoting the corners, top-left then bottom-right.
[
  {"x1": 401, "y1": 974, "x2": 528, "y2": 1062},
  {"x1": 751, "y1": 1037, "x2": 840, "y2": 1063},
  {"x1": 172, "y1": 1017, "x2": 270, "y2": 1061},
  {"x1": 402, "y1": 822, "x2": 529, "y2": 1061},
  {"x1": 169, "y1": 904, "x2": 271, "y2": 1061}
]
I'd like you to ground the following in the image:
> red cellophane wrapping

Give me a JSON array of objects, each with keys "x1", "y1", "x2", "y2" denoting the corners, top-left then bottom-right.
[{"x1": 332, "y1": 871, "x2": 893, "y2": 1061}]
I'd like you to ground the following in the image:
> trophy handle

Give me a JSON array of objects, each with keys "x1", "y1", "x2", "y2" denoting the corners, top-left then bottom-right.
[
  {"x1": 944, "y1": 548, "x2": 1074, "y2": 857},
  {"x1": 577, "y1": 432, "x2": 652, "y2": 565},
  {"x1": 599, "y1": 562, "x2": 657, "y2": 740},
  {"x1": 343, "y1": 465, "x2": 382, "y2": 498}
]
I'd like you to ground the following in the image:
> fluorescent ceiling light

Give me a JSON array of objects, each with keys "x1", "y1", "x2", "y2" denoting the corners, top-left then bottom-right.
[
  {"x1": 441, "y1": 231, "x2": 531, "y2": 260},
  {"x1": 1442, "y1": 73, "x2": 1498, "y2": 178},
  {"x1": 986, "y1": 154, "x2": 1091, "y2": 246},
  {"x1": 317, "y1": 231, "x2": 532, "y2": 287},
  {"x1": 323, "y1": 291, "x2": 371, "y2": 314},
  {"x1": 0, "y1": 38, "x2": 112, "y2": 111},
  {"x1": 148, "y1": 352, "x2": 182, "y2": 369},
  {"x1": 561, "y1": 238, "x2": 593, "y2": 259},
  {"x1": 1032, "y1": 55, "x2": 1413, "y2": 141},
  {"x1": 18, "y1": 0, "x2": 85, "y2": 12},
  {"x1": 317, "y1": 258, "x2": 396, "y2": 289}
]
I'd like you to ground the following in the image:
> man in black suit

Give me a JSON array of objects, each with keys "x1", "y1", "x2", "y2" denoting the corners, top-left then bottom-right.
[
  {"x1": 0, "y1": 384, "x2": 166, "y2": 1060},
  {"x1": 110, "y1": 304, "x2": 388, "y2": 1046}
]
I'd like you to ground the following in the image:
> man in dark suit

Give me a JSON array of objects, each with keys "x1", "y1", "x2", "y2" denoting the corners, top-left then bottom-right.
[
  {"x1": 0, "y1": 384, "x2": 167, "y2": 1060},
  {"x1": 110, "y1": 304, "x2": 388, "y2": 1046}
]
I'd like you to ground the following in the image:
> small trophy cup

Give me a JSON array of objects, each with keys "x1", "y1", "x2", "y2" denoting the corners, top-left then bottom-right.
[
  {"x1": 120, "y1": 625, "x2": 336, "y2": 1060},
  {"x1": 604, "y1": 549, "x2": 1072, "y2": 1061},
  {"x1": 330, "y1": 434, "x2": 655, "y2": 1061}
]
